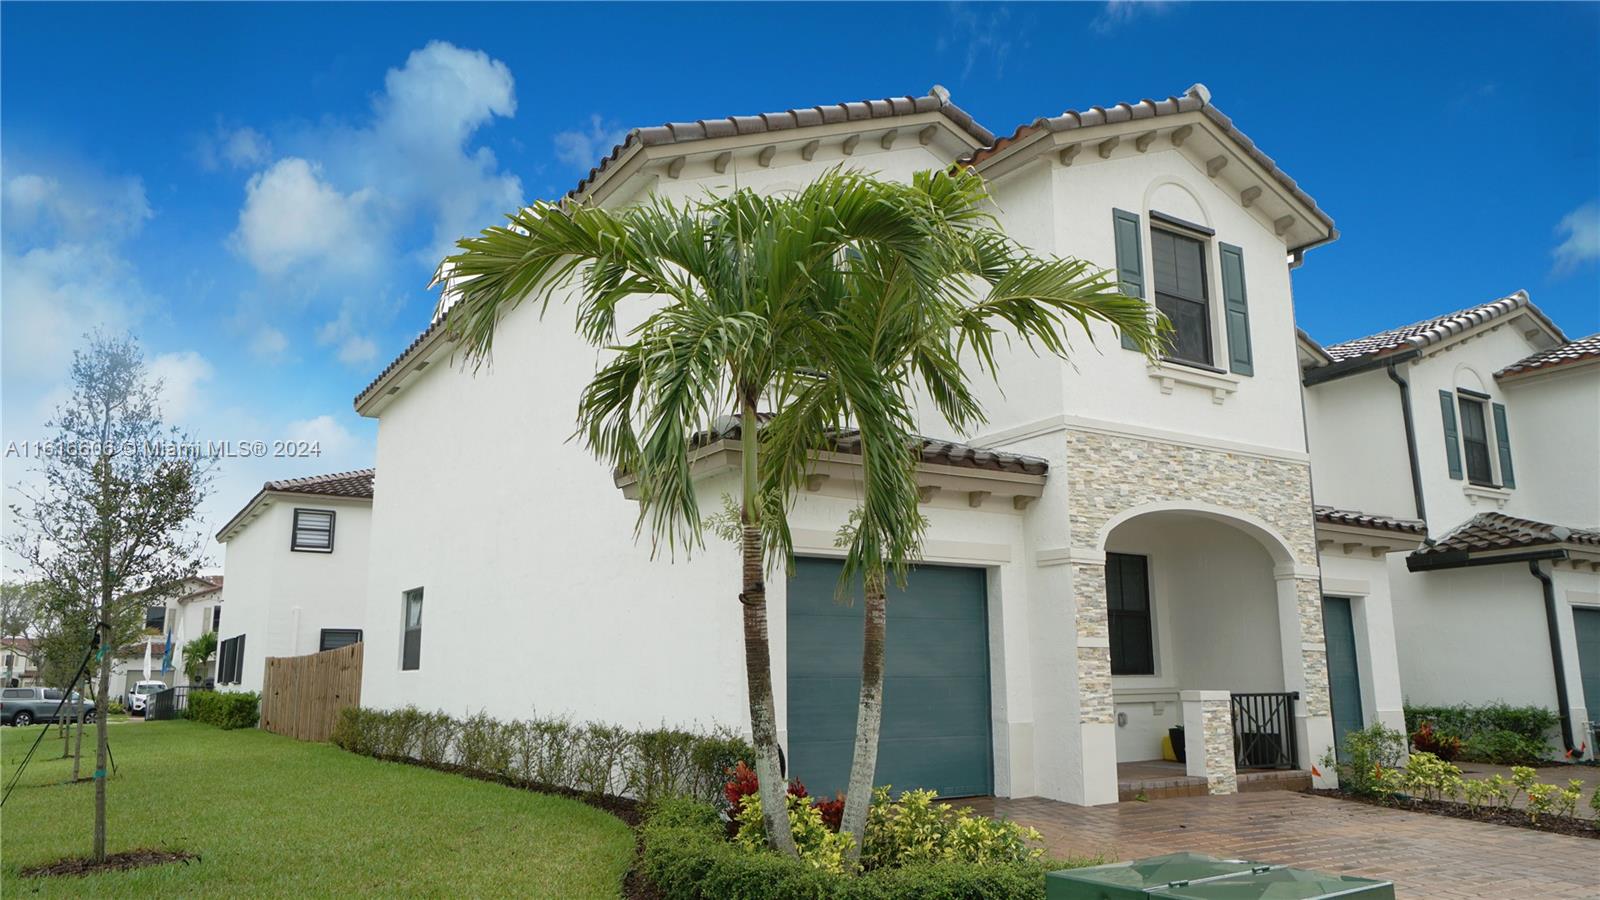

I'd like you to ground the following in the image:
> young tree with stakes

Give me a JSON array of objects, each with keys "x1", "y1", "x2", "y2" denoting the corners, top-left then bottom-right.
[
  {"x1": 437, "y1": 169, "x2": 1163, "y2": 856},
  {"x1": 5, "y1": 333, "x2": 210, "y2": 861}
]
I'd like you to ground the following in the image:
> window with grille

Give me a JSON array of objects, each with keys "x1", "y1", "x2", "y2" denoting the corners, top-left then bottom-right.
[{"x1": 291, "y1": 509, "x2": 335, "y2": 552}]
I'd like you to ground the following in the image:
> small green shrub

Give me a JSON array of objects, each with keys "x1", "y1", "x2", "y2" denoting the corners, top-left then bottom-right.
[
  {"x1": 735, "y1": 792, "x2": 855, "y2": 873},
  {"x1": 187, "y1": 690, "x2": 259, "y2": 729},
  {"x1": 640, "y1": 800, "x2": 1077, "y2": 900},
  {"x1": 1322, "y1": 723, "x2": 1406, "y2": 796},
  {"x1": 1462, "y1": 729, "x2": 1549, "y2": 765},
  {"x1": 107, "y1": 699, "x2": 128, "y2": 716},
  {"x1": 329, "y1": 705, "x2": 753, "y2": 806}
]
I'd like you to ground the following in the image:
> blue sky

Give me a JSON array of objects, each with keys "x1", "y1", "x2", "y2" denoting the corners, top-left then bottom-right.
[{"x1": 3, "y1": 2, "x2": 1597, "y2": 547}]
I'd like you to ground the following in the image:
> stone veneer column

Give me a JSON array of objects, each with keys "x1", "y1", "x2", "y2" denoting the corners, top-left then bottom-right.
[
  {"x1": 1276, "y1": 569, "x2": 1336, "y2": 786},
  {"x1": 1181, "y1": 690, "x2": 1238, "y2": 794}
]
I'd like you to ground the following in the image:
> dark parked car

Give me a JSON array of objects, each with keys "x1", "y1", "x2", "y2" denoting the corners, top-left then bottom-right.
[{"x1": 0, "y1": 687, "x2": 96, "y2": 726}]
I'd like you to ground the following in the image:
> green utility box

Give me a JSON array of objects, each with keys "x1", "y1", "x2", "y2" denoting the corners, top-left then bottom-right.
[
  {"x1": 1047, "y1": 855, "x2": 1394, "y2": 900},
  {"x1": 1151, "y1": 866, "x2": 1394, "y2": 899},
  {"x1": 1046, "y1": 852, "x2": 1261, "y2": 899}
]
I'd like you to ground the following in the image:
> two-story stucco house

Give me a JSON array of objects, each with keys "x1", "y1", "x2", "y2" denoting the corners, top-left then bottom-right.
[
  {"x1": 344, "y1": 83, "x2": 1395, "y2": 806},
  {"x1": 1303, "y1": 295, "x2": 1600, "y2": 757},
  {"x1": 110, "y1": 575, "x2": 225, "y2": 696},
  {"x1": 212, "y1": 470, "x2": 373, "y2": 693}
]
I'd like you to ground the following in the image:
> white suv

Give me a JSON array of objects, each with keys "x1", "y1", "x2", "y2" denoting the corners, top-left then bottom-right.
[{"x1": 127, "y1": 680, "x2": 168, "y2": 716}]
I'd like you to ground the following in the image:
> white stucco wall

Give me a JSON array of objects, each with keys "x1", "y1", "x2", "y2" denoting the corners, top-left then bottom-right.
[
  {"x1": 977, "y1": 147, "x2": 1311, "y2": 458},
  {"x1": 1304, "y1": 369, "x2": 1416, "y2": 520},
  {"x1": 216, "y1": 498, "x2": 371, "y2": 693},
  {"x1": 1498, "y1": 364, "x2": 1600, "y2": 529}
]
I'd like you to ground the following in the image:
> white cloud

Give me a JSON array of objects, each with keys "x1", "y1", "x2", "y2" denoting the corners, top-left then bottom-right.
[
  {"x1": 553, "y1": 115, "x2": 629, "y2": 168},
  {"x1": 1090, "y1": 0, "x2": 1173, "y2": 35},
  {"x1": 1, "y1": 164, "x2": 155, "y2": 379},
  {"x1": 940, "y1": 3, "x2": 1016, "y2": 79},
  {"x1": 336, "y1": 336, "x2": 378, "y2": 366},
  {"x1": 231, "y1": 157, "x2": 382, "y2": 277},
  {"x1": 250, "y1": 325, "x2": 289, "y2": 360},
  {"x1": 198, "y1": 125, "x2": 273, "y2": 171},
  {"x1": 1552, "y1": 200, "x2": 1600, "y2": 275},
  {"x1": 147, "y1": 350, "x2": 215, "y2": 422},
  {"x1": 282, "y1": 414, "x2": 362, "y2": 460},
  {"x1": 230, "y1": 40, "x2": 524, "y2": 282}
]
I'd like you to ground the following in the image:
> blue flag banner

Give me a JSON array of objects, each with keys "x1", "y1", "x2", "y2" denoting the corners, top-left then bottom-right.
[{"x1": 161, "y1": 631, "x2": 173, "y2": 673}]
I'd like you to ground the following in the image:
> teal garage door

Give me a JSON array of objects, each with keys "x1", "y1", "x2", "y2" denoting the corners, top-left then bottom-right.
[
  {"x1": 1575, "y1": 608, "x2": 1600, "y2": 736},
  {"x1": 786, "y1": 557, "x2": 992, "y2": 799}
]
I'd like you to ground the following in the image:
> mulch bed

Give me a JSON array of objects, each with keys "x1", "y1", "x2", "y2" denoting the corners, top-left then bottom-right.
[
  {"x1": 21, "y1": 849, "x2": 198, "y2": 878},
  {"x1": 1307, "y1": 789, "x2": 1599, "y2": 839}
]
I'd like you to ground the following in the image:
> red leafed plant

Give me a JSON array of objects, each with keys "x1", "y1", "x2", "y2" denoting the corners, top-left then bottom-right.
[
  {"x1": 722, "y1": 761, "x2": 844, "y2": 831},
  {"x1": 1411, "y1": 721, "x2": 1462, "y2": 761}
]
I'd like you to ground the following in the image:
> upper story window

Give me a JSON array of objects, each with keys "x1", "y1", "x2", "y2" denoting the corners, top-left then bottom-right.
[
  {"x1": 291, "y1": 509, "x2": 335, "y2": 553},
  {"x1": 145, "y1": 605, "x2": 166, "y2": 631},
  {"x1": 1111, "y1": 207, "x2": 1254, "y2": 380},
  {"x1": 211, "y1": 606, "x2": 221, "y2": 633},
  {"x1": 1456, "y1": 394, "x2": 1494, "y2": 485},
  {"x1": 1439, "y1": 388, "x2": 1516, "y2": 489}
]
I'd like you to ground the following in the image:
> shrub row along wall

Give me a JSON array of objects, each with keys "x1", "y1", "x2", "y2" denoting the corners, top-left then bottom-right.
[
  {"x1": 188, "y1": 691, "x2": 261, "y2": 730},
  {"x1": 332, "y1": 706, "x2": 753, "y2": 806},
  {"x1": 1403, "y1": 703, "x2": 1561, "y2": 764}
]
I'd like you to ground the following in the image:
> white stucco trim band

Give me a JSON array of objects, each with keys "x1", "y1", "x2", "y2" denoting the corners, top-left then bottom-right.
[{"x1": 973, "y1": 414, "x2": 1310, "y2": 465}]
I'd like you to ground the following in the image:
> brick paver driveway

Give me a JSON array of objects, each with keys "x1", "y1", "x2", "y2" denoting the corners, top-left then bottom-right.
[{"x1": 969, "y1": 792, "x2": 1598, "y2": 898}]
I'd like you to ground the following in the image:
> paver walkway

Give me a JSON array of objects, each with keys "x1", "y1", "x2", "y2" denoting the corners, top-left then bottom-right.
[{"x1": 968, "y1": 791, "x2": 1599, "y2": 898}]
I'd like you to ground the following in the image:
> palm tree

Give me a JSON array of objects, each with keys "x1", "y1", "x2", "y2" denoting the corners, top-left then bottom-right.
[{"x1": 436, "y1": 168, "x2": 1165, "y2": 856}]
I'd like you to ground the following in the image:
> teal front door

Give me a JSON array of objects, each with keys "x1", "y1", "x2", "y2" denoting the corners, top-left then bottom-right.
[
  {"x1": 1574, "y1": 608, "x2": 1600, "y2": 737},
  {"x1": 1322, "y1": 596, "x2": 1364, "y2": 760},
  {"x1": 786, "y1": 557, "x2": 992, "y2": 798}
]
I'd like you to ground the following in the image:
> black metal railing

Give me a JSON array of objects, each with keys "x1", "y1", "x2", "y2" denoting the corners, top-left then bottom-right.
[
  {"x1": 147, "y1": 685, "x2": 210, "y2": 721},
  {"x1": 1230, "y1": 692, "x2": 1299, "y2": 770}
]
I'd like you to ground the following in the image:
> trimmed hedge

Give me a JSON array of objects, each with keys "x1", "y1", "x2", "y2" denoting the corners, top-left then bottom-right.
[
  {"x1": 641, "y1": 798, "x2": 1079, "y2": 900},
  {"x1": 1404, "y1": 703, "x2": 1558, "y2": 763},
  {"x1": 187, "y1": 690, "x2": 260, "y2": 729},
  {"x1": 331, "y1": 706, "x2": 753, "y2": 806}
]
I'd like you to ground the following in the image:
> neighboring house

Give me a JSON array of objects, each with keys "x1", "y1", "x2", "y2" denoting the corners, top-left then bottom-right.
[
  {"x1": 110, "y1": 575, "x2": 225, "y2": 698},
  {"x1": 1303, "y1": 295, "x2": 1600, "y2": 756},
  {"x1": 2, "y1": 638, "x2": 42, "y2": 687},
  {"x1": 350, "y1": 83, "x2": 1384, "y2": 806},
  {"x1": 213, "y1": 470, "x2": 374, "y2": 693}
]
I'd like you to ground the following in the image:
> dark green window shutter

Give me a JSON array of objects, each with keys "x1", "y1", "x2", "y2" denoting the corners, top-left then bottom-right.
[
  {"x1": 1218, "y1": 242, "x2": 1253, "y2": 375},
  {"x1": 1492, "y1": 402, "x2": 1515, "y2": 488},
  {"x1": 1112, "y1": 209, "x2": 1144, "y2": 350},
  {"x1": 1438, "y1": 389, "x2": 1463, "y2": 481}
]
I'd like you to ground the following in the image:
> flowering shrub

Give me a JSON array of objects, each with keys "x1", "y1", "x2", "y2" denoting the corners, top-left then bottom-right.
[
  {"x1": 1410, "y1": 721, "x2": 1462, "y2": 761},
  {"x1": 721, "y1": 761, "x2": 844, "y2": 830}
]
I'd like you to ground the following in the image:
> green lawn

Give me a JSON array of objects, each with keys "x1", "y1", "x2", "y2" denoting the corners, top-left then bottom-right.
[{"x1": 1, "y1": 719, "x2": 635, "y2": 897}]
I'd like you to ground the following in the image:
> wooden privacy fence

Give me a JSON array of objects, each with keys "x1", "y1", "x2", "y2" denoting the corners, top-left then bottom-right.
[{"x1": 261, "y1": 642, "x2": 363, "y2": 741}]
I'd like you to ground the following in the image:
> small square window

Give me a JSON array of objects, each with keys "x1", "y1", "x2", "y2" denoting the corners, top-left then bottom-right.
[
  {"x1": 291, "y1": 509, "x2": 336, "y2": 552},
  {"x1": 319, "y1": 629, "x2": 363, "y2": 652}
]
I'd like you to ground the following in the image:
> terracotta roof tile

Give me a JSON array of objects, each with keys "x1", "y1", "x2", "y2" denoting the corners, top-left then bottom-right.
[
  {"x1": 1495, "y1": 333, "x2": 1600, "y2": 379},
  {"x1": 1313, "y1": 505, "x2": 1426, "y2": 536},
  {"x1": 264, "y1": 469, "x2": 375, "y2": 500},
  {"x1": 958, "y1": 84, "x2": 1335, "y2": 240},
  {"x1": 1413, "y1": 512, "x2": 1600, "y2": 558},
  {"x1": 698, "y1": 418, "x2": 1048, "y2": 476},
  {"x1": 1323, "y1": 291, "x2": 1566, "y2": 363}
]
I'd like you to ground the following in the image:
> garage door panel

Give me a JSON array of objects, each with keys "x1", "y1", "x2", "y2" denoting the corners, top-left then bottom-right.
[{"x1": 787, "y1": 557, "x2": 992, "y2": 799}]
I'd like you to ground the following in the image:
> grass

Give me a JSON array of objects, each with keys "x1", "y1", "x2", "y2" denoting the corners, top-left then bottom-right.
[{"x1": 1, "y1": 719, "x2": 635, "y2": 897}]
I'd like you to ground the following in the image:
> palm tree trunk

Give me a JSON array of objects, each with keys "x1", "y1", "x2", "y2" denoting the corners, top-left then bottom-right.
[
  {"x1": 739, "y1": 398, "x2": 797, "y2": 856},
  {"x1": 839, "y1": 572, "x2": 886, "y2": 860}
]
